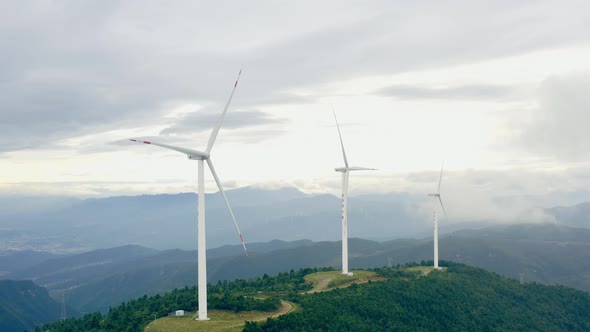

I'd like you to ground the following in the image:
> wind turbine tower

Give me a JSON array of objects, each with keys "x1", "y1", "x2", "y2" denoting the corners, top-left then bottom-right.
[
  {"x1": 130, "y1": 70, "x2": 247, "y2": 320},
  {"x1": 428, "y1": 162, "x2": 447, "y2": 269},
  {"x1": 61, "y1": 291, "x2": 66, "y2": 321},
  {"x1": 332, "y1": 110, "x2": 374, "y2": 276}
]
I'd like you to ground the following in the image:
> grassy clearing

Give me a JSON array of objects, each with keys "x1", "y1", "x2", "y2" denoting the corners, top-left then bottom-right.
[
  {"x1": 405, "y1": 266, "x2": 447, "y2": 276},
  {"x1": 145, "y1": 300, "x2": 296, "y2": 332},
  {"x1": 305, "y1": 270, "x2": 384, "y2": 293},
  {"x1": 148, "y1": 269, "x2": 395, "y2": 331}
]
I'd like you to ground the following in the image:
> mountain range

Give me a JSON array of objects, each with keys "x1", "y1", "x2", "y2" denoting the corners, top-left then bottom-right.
[
  {"x1": 2, "y1": 186, "x2": 589, "y2": 253},
  {"x1": 0, "y1": 187, "x2": 428, "y2": 252},
  {"x1": 4, "y1": 223, "x2": 590, "y2": 314},
  {"x1": 4, "y1": 186, "x2": 590, "y2": 327}
]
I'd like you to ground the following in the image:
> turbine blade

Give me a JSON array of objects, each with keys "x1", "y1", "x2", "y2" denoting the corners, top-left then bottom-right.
[
  {"x1": 332, "y1": 108, "x2": 349, "y2": 168},
  {"x1": 206, "y1": 158, "x2": 248, "y2": 256},
  {"x1": 206, "y1": 69, "x2": 243, "y2": 154},
  {"x1": 437, "y1": 161, "x2": 444, "y2": 193},
  {"x1": 348, "y1": 166, "x2": 377, "y2": 171},
  {"x1": 129, "y1": 139, "x2": 207, "y2": 158},
  {"x1": 438, "y1": 196, "x2": 448, "y2": 219}
]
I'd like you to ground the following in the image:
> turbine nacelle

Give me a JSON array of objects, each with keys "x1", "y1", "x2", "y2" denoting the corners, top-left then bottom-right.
[
  {"x1": 188, "y1": 154, "x2": 209, "y2": 160},
  {"x1": 429, "y1": 162, "x2": 447, "y2": 217}
]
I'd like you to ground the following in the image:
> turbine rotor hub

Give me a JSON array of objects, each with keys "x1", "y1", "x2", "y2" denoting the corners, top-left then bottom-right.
[{"x1": 188, "y1": 153, "x2": 209, "y2": 161}]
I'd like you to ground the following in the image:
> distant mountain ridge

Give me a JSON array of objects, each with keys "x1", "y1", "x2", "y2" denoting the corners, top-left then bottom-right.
[
  {"x1": 6, "y1": 239, "x2": 318, "y2": 313},
  {"x1": 546, "y1": 201, "x2": 590, "y2": 228},
  {"x1": 0, "y1": 186, "x2": 427, "y2": 251},
  {"x1": 7, "y1": 223, "x2": 590, "y2": 314},
  {"x1": 0, "y1": 250, "x2": 61, "y2": 277},
  {"x1": 4, "y1": 186, "x2": 590, "y2": 253}
]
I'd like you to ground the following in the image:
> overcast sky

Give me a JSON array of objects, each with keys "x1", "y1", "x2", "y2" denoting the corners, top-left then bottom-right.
[{"x1": 2, "y1": 0, "x2": 590, "y2": 222}]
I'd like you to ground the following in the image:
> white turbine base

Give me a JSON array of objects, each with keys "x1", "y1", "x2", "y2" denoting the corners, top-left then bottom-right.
[
  {"x1": 433, "y1": 196, "x2": 439, "y2": 270},
  {"x1": 197, "y1": 160, "x2": 208, "y2": 321},
  {"x1": 341, "y1": 171, "x2": 349, "y2": 275}
]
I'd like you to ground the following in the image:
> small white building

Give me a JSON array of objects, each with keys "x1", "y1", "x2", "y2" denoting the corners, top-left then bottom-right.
[{"x1": 175, "y1": 310, "x2": 185, "y2": 317}]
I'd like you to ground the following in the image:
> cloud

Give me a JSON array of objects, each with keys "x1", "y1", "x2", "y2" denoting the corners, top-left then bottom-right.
[
  {"x1": 328, "y1": 167, "x2": 587, "y2": 224},
  {"x1": 519, "y1": 74, "x2": 590, "y2": 160},
  {"x1": 243, "y1": 1, "x2": 590, "y2": 90},
  {"x1": 4, "y1": 164, "x2": 590, "y2": 226},
  {"x1": 376, "y1": 83, "x2": 518, "y2": 101},
  {"x1": 160, "y1": 109, "x2": 286, "y2": 136},
  {"x1": 0, "y1": 180, "x2": 189, "y2": 198},
  {"x1": 220, "y1": 129, "x2": 289, "y2": 144},
  {"x1": 1, "y1": 0, "x2": 590, "y2": 155}
]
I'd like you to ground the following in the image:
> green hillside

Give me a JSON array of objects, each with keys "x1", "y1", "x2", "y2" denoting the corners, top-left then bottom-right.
[
  {"x1": 37, "y1": 268, "x2": 318, "y2": 332},
  {"x1": 246, "y1": 263, "x2": 590, "y2": 331},
  {"x1": 38, "y1": 263, "x2": 590, "y2": 332},
  {"x1": 0, "y1": 280, "x2": 62, "y2": 332}
]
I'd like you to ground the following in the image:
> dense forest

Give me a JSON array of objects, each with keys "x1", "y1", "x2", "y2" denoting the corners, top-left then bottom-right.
[
  {"x1": 38, "y1": 263, "x2": 590, "y2": 332},
  {"x1": 246, "y1": 262, "x2": 590, "y2": 331},
  {"x1": 36, "y1": 268, "x2": 320, "y2": 332}
]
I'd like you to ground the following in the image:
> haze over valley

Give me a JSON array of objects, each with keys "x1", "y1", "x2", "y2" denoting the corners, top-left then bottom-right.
[{"x1": 2, "y1": 185, "x2": 590, "y2": 253}]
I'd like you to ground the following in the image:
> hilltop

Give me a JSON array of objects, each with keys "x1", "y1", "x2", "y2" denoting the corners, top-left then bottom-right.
[
  {"x1": 38, "y1": 263, "x2": 590, "y2": 332},
  {"x1": 245, "y1": 263, "x2": 590, "y2": 331}
]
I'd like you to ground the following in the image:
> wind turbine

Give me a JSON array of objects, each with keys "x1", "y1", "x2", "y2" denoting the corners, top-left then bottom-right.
[
  {"x1": 332, "y1": 110, "x2": 374, "y2": 276},
  {"x1": 428, "y1": 162, "x2": 447, "y2": 270},
  {"x1": 130, "y1": 70, "x2": 247, "y2": 320}
]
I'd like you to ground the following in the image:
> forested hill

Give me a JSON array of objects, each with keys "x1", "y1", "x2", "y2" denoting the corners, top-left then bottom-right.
[
  {"x1": 39, "y1": 263, "x2": 590, "y2": 332},
  {"x1": 0, "y1": 280, "x2": 62, "y2": 332},
  {"x1": 246, "y1": 263, "x2": 590, "y2": 331}
]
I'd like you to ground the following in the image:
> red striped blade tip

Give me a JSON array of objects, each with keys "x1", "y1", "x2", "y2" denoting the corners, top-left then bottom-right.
[{"x1": 130, "y1": 139, "x2": 151, "y2": 144}]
